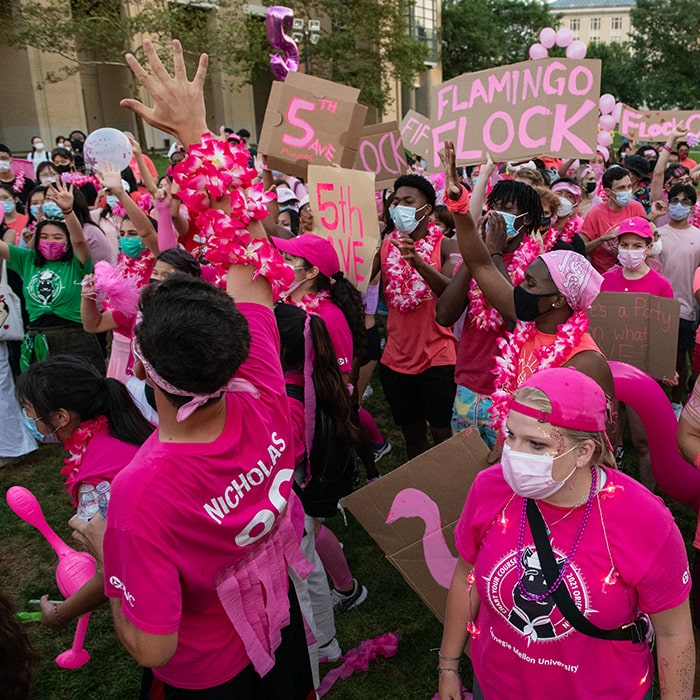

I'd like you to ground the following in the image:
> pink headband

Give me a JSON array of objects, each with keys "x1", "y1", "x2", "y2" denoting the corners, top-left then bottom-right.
[
  {"x1": 133, "y1": 340, "x2": 259, "y2": 422},
  {"x1": 552, "y1": 181, "x2": 582, "y2": 203}
]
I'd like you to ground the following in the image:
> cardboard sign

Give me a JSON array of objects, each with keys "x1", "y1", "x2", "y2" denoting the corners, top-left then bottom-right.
[
  {"x1": 412, "y1": 58, "x2": 602, "y2": 169},
  {"x1": 587, "y1": 292, "x2": 680, "y2": 379},
  {"x1": 307, "y1": 165, "x2": 381, "y2": 293},
  {"x1": 354, "y1": 122, "x2": 407, "y2": 189},
  {"x1": 342, "y1": 430, "x2": 490, "y2": 622},
  {"x1": 619, "y1": 105, "x2": 700, "y2": 141},
  {"x1": 399, "y1": 110, "x2": 435, "y2": 165},
  {"x1": 258, "y1": 72, "x2": 368, "y2": 178}
]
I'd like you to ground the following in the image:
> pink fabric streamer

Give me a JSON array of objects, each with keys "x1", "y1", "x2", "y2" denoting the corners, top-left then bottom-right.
[
  {"x1": 155, "y1": 196, "x2": 178, "y2": 252},
  {"x1": 317, "y1": 632, "x2": 399, "y2": 697},
  {"x1": 93, "y1": 260, "x2": 140, "y2": 312}
]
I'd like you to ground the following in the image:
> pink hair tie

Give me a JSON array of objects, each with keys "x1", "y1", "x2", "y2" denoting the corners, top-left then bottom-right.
[
  {"x1": 133, "y1": 340, "x2": 259, "y2": 422},
  {"x1": 444, "y1": 184, "x2": 470, "y2": 215}
]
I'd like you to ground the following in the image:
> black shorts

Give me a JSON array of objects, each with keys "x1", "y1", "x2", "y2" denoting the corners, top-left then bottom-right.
[
  {"x1": 679, "y1": 318, "x2": 696, "y2": 351},
  {"x1": 361, "y1": 325, "x2": 381, "y2": 364},
  {"x1": 379, "y1": 363, "x2": 456, "y2": 428}
]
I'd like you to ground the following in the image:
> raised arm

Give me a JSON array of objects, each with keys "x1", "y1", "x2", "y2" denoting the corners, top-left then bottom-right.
[
  {"x1": 97, "y1": 169, "x2": 158, "y2": 255},
  {"x1": 651, "y1": 123, "x2": 687, "y2": 203},
  {"x1": 444, "y1": 141, "x2": 516, "y2": 325},
  {"x1": 126, "y1": 132, "x2": 158, "y2": 196},
  {"x1": 469, "y1": 153, "x2": 495, "y2": 220},
  {"x1": 47, "y1": 180, "x2": 90, "y2": 265}
]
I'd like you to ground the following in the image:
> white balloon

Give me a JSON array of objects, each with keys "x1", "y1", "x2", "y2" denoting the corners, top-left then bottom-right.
[{"x1": 83, "y1": 128, "x2": 133, "y2": 172}]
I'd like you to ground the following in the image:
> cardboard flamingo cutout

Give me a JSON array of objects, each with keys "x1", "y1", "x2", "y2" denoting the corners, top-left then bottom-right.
[{"x1": 6, "y1": 486, "x2": 96, "y2": 668}]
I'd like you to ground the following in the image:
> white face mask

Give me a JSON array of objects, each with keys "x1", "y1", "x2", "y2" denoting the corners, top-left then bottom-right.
[
  {"x1": 0, "y1": 161, "x2": 11, "y2": 172},
  {"x1": 556, "y1": 199, "x2": 574, "y2": 218},
  {"x1": 34, "y1": 142, "x2": 45, "y2": 151},
  {"x1": 650, "y1": 239, "x2": 663, "y2": 256},
  {"x1": 390, "y1": 203, "x2": 428, "y2": 233},
  {"x1": 617, "y1": 248, "x2": 646, "y2": 271},
  {"x1": 501, "y1": 443, "x2": 578, "y2": 500}
]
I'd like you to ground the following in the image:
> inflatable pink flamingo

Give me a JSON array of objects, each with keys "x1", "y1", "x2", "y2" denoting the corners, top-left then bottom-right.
[
  {"x1": 6, "y1": 486, "x2": 95, "y2": 668},
  {"x1": 386, "y1": 487, "x2": 458, "y2": 589},
  {"x1": 610, "y1": 361, "x2": 700, "y2": 512}
]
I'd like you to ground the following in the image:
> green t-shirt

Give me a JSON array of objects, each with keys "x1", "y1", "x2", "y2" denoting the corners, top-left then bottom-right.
[{"x1": 7, "y1": 245, "x2": 92, "y2": 324}]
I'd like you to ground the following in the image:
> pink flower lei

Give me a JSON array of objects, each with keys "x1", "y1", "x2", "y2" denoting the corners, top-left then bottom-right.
[
  {"x1": 288, "y1": 289, "x2": 330, "y2": 312},
  {"x1": 61, "y1": 415, "x2": 110, "y2": 502},
  {"x1": 60, "y1": 172, "x2": 101, "y2": 190},
  {"x1": 488, "y1": 310, "x2": 590, "y2": 432},
  {"x1": 467, "y1": 235, "x2": 544, "y2": 331},
  {"x1": 384, "y1": 222, "x2": 443, "y2": 312},
  {"x1": 12, "y1": 170, "x2": 25, "y2": 195},
  {"x1": 173, "y1": 133, "x2": 292, "y2": 298},
  {"x1": 116, "y1": 248, "x2": 154, "y2": 288}
]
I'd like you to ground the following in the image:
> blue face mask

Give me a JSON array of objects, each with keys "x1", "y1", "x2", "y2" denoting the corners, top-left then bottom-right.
[
  {"x1": 2, "y1": 200, "x2": 15, "y2": 214},
  {"x1": 106, "y1": 195, "x2": 119, "y2": 209},
  {"x1": 22, "y1": 410, "x2": 45, "y2": 442},
  {"x1": 669, "y1": 202, "x2": 691, "y2": 221},
  {"x1": 614, "y1": 190, "x2": 633, "y2": 207},
  {"x1": 41, "y1": 201, "x2": 63, "y2": 219},
  {"x1": 29, "y1": 204, "x2": 40, "y2": 218},
  {"x1": 492, "y1": 210, "x2": 527, "y2": 238},
  {"x1": 119, "y1": 236, "x2": 144, "y2": 258},
  {"x1": 390, "y1": 203, "x2": 428, "y2": 234}
]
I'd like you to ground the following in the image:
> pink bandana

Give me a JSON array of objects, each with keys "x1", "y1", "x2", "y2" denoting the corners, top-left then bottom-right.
[
  {"x1": 539, "y1": 250, "x2": 602, "y2": 311},
  {"x1": 133, "y1": 340, "x2": 259, "y2": 421}
]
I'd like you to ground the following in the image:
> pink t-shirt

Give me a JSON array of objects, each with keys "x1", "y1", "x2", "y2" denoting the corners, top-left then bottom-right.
[
  {"x1": 315, "y1": 298, "x2": 353, "y2": 371},
  {"x1": 103, "y1": 304, "x2": 298, "y2": 689},
  {"x1": 580, "y1": 200, "x2": 647, "y2": 274},
  {"x1": 454, "y1": 466, "x2": 690, "y2": 700},
  {"x1": 601, "y1": 266, "x2": 673, "y2": 298},
  {"x1": 67, "y1": 426, "x2": 142, "y2": 505},
  {"x1": 658, "y1": 223, "x2": 700, "y2": 320}
]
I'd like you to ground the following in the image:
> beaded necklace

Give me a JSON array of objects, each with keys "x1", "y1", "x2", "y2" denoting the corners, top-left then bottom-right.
[{"x1": 516, "y1": 465, "x2": 598, "y2": 602}]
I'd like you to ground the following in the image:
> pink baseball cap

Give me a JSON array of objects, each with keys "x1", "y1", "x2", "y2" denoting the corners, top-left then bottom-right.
[
  {"x1": 616, "y1": 216, "x2": 653, "y2": 240},
  {"x1": 511, "y1": 367, "x2": 607, "y2": 432},
  {"x1": 272, "y1": 234, "x2": 341, "y2": 278}
]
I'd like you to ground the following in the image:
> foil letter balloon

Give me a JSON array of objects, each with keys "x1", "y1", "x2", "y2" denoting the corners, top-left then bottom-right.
[{"x1": 267, "y1": 6, "x2": 300, "y2": 81}]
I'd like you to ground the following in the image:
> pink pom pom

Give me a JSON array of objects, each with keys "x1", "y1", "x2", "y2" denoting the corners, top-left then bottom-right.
[{"x1": 93, "y1": 260, "x2": 140, "y2": 313}]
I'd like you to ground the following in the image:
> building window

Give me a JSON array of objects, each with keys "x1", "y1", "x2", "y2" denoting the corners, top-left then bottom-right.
[
  {"x1": 590, "y1": 17, "x2": 601, "y2": 32},
  {"x1": 569, "y1": 18, "x2": 580, "y2": 38},
  {"x1": 611, "y1": 16, "x2": 623, "y2": 31},
  {"x1": 409, "y1": 0, "x2": 438, "y2": 64}
]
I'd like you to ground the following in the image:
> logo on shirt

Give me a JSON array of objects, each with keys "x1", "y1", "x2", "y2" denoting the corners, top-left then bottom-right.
[
  {"x1": 487, "y1": 546, "x2": 592, "y2": 645},
  {"x1": 109, "y1": 576, "x2": 136, "y2": 607},
  {"x1": 27, "y1": 269, "x2": 63, "y2": 306}
]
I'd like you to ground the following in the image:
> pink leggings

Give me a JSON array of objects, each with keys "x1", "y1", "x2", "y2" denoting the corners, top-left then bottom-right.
[
  {"x1": 358, "y1": 406, "x2": 383, "y2": 445},
  {"x1": 315, "y1": 524, "x2": 353, "y2": 592}
]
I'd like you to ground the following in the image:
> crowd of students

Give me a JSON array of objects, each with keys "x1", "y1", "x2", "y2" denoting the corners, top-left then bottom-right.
[{"x1": 2, "y1": 38, "x2": 700, "y2": 700}]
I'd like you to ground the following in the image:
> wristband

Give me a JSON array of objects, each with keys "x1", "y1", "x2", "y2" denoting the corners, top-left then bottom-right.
[
  {"x1": 662, "y1": 144, "x2": 673, "y2": 154},
  {"x1": 490, "y1": 252, "x2": 503, "y2": 257},
  {"x1": 445, "y1": 184, "x2": 471, "y2": 215},
  {"x1": 438, "y1": 652, "x2": 461, "y2": 661},
  {"x1": 437, "y1": 666, "x2": 461, "y2": 675},
  {"x1": 61, "y1": 209, "x2": 73, "y2": 216}
]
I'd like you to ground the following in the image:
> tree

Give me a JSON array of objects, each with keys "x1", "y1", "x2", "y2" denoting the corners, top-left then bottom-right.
[
  {"x1": 584, "y1": 42, "x2": 640, "y2": 108},
  {"x1": 630, "y1": 0, "x2": 700, "y2": 109},
  {"x1": 2, "y1": 0, "x2": 428, "y2": 115},
  {"x1": 441, "y1": 0, "x2": 561, "y2": 79}
]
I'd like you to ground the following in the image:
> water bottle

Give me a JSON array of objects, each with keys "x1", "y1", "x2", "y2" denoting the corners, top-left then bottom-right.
[
  {"x1": 96, "y1": 481, "x2": 111, "y2": 518},
  {"x1": 76, "y1": 483, "x2": 100, "y2": 521}
]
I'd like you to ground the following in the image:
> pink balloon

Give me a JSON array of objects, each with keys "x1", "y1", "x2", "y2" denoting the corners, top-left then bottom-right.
[
  {"x1": 555, "y1": 27, "x2": 574, "y2": 47},
  {"x1": 529, "y1": 43, "x2": 549, "y2": 60},
  {"x1": 598, "y1": 93, "x2": 616, "y2": 115},
  {"x1": 597, "y1": 130, "x2": 612, "y2": 147},
  {"x1": 611, "y1": 361, "x2": 700, "y2": 511},
  {"x1": 612, "y1": 101, "x2": 623, "y2": 123},
  {"x1": 266, "y1": 6, "x2": 300, "y2": 81},
  {"x1": 539, "y1": 27, "x2": 556, "y2": 49},
  {"x1": 597, "y1": 146, "x2": 610, "y2": 162},
  {"x1": 599, "y1": 114, "x2": 616, "y2": 132},
  {"x1": 566, "y1": 40, "x2": 587, "y2": 59}
]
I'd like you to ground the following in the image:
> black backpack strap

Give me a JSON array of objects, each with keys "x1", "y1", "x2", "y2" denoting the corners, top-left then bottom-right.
[
  {"x1": 285, "y1": 383, "x2": 304, "y2": 403},
  {"x1": 526, "y1": 498, "x2": 648, "y2": 644}
]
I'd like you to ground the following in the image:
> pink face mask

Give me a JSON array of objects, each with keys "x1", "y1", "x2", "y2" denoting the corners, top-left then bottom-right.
[
  {"x1": 501, "y1": 443, "x2": 577, "y2": 500},
  {"x1": 38, "y1": 240, "x2": 68, "y2": 260},
  {"x1": 617, "y1": 249, "x2": 646, "y2": 271}
]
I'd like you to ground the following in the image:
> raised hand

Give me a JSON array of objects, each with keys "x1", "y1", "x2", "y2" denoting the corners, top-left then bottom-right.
[
  {"x1": 439, "y1": 141, "x2": 462, "y2": 201},
  {"x1": 95, "y1": 167, "x2": 124, "y2": 195},
  {"x1": 124, "y1": 131, "x2": 142, "y2": 157},
  {"x1": 47, "y1": 179, "x2": 74, "y2": 214},
  {"x1": 120, "y1": 39, "x2": 209, "y2": 148}
]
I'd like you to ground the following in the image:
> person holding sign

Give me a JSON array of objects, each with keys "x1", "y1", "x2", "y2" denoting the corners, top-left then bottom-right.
[
  {"x1": 600, "y1": 217, "x2": 674, "y2": 490},
  {"x1": 440, "y1": 141, "x2": 613, "y2": 442},
  {"x1": 377, "y1": 174, "x2": 460, "y2": 459},
  {"x1": 580, "y1": 165, "x2": 647, "y2": 274},
  {"x1": 438, "y1": 367, "x2": 694, "y2": 700}
]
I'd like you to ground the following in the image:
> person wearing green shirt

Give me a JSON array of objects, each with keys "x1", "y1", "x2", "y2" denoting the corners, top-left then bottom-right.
[{"x1": 0, "y1": 179, "x2": 104, "y2": 373}]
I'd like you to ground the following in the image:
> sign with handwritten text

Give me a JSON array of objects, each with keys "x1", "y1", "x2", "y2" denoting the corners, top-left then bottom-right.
[
  {"x1": 619, "y1": 105, "x2": 700, "y2": 140},
  {"x1": 402, "y1": 58, "x2": 600, "y2": 169},
  {"x1": 588, "y1": 292, "x2": 680, "y2": 379},
  {"x1": 258, "y1": 72, "x2": 368, "y2": 178},
  {"x1": 354, "y1": 122, "x2": 407, "y2": 189},
  {"x1": 307, "y1": 165, "x2": 380, "y2": 293}
]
